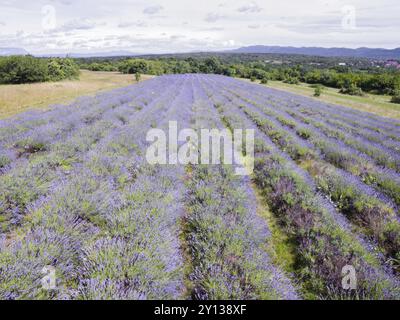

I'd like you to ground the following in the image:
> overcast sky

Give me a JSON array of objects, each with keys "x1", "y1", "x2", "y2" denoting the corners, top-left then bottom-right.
[{"x1": 0, "y1": 0, "x2": 399, "y2": 54}]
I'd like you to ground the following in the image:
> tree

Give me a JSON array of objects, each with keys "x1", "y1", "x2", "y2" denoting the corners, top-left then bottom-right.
[
  {"x1": 314, "y1": 85, "x2": 323, "y2": 97},
  {"x1": 201, "y1": 57, "x2": 222, "y2": 74},
  {"x1": 391, "y1": 94, "x2": 400, "y2": 104},
  {"x1": 391, "y1": 87, "x2": 400, "y2": 104},
  {"x1": 119, "y1": 59, "x2": 149, "y2": 74},
  {"x1": 283, "y1": 77, "x2": 300, "y2": 85},
  {"x1": 0, "y1": 56, "x2": 48, "y2": 84},
  {"x1": 260, "y1": 75, "x2": 269, "y2": 84},
  {"x1": 135, "y1": 72, "x2": 141, "y2": 82},
  {"x1": 0, "y1": 56, "x2": 79, "y2": 84},
  {"x1": 340, "y1": 78, "x2": 363, "y2": 96},
  {"x1": 47, "y1": 58, "x2": 79, "y2": 81}
]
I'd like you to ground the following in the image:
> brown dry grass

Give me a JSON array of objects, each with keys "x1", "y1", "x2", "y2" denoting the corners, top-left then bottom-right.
[{"x1": 0, "y1": 70, "x2": 154, "y2": 119}]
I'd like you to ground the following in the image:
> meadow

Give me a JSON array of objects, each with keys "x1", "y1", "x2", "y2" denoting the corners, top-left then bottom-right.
[
  {"x1": 0, "y1": 74, "x2": 399, "y2": 300},
  {"x1": 0, "y1": 70, "x2": 150, "y2": 119}
]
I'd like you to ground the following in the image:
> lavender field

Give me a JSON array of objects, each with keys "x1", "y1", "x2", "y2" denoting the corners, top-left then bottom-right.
[{"x1": 0, "y1": 74, "x2": 399, "y2": 300}]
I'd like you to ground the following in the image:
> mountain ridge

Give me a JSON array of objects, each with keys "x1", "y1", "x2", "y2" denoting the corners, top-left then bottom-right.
[
  {"x1": 228, "y1": 45, "x2": 400, "y2": 59},
  {"x1": 1, "y1": 46, "x2": 400, "y2": 59}
]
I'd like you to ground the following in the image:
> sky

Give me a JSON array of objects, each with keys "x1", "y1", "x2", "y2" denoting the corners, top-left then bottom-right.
[{"x1": 0, "y1": 0, "x2": 399, "y2": 54}]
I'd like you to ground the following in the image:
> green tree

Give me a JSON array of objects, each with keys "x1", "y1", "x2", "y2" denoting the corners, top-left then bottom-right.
[
  {"x1": 119, "y1": 59, "x2": 149, "y2": 74},
  {"x1": 314, "y1": 85, "x2": 323, "y2": 97},
  {"x1": 260, "y1": 75, "x2": 269, "y2": 84},
  {"x1": 391, "y1": 87, "x2": 400, "y2": 104},
  {"x1": 0, "y1": 56, "x2": 48, "y2": 84},
  {"x1": 340, "y1": 78, "x2": 363, "y2": 96}
]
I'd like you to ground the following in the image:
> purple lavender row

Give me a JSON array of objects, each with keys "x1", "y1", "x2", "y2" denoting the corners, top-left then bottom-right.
[
  {"x1": 200, "y1": 75, "x2": 400, "y2": 299},
  {"x1": 0, "y1": 78, "x2": 181, "y2": 234},
  {"x1": 0, "y1": 77, "x2": 173, "y2": 170},
  {"x1": 183, "y1": 74, "x2": 299, "y2": 300},
  {"x1": 77, "y1": 74, "x2": 195, "y2": 299},
  {"x1": 210, "y1": 76, "x2": 400, "y2": 145},
  {"x1": 0, "y1": 78, "x2": 160, "y2": 147},
  {"x1": 212, "y1": 77, "x2": 400, "y2": 209},
  {"x1": 215, "y1": 77, "x2": 400, "y2": 172},
  {"x1": 205, "y1": 77, "x2": 400, "y2": 270},
  {"x1": 247, "y1": 81, "x2": 400, "y2": 134},
  {"x1": 242, "y1": 80, "x2": 400, "y2": 166},
  {"x1": 250, "y1": 83, "x2": 400, "y2": 139},
  {"x1": 0, "y1": 75, "x2": 191, "y2": 299}
]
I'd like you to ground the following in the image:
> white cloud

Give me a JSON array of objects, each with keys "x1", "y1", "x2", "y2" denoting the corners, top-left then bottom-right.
[
  {"x1": 204, "y1": 12, "x2": 224, "y2": 23},
  {"x1": 143, "y1": 5, "x2": 163, "y2": 15},
  {"x1": 238, "y1": 2, "x2": 262, "y2": 13},
  {"x1": 118, "y1": 21, "x2": 148, "y2": 28},
  {"x1": 53, "y1": 19, "x2": 103, "y2": 32}
]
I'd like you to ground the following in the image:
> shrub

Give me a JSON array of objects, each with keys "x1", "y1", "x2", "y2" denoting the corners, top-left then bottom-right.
[
  {"x1": 314, "y1": 85, "x2": 323, "y2": 97},
  {"x1": 339, "y1": 79, "x2": 363, "y2": 96},
  {"x1": 391, "y1": 95, "x2": 400, "y2": 103},
  {"x1": 260, "y1": 76, "x2": 269, "y2": 84},
  {"x1": 391, "y1": 89, "x2": 400, "y2": 104},
  {"x1": 283, "y1": 77, "x2": 300, "y2": 85}
]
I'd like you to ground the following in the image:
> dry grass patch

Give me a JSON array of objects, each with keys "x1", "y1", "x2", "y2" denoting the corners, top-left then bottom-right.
[{"x1": 0, "y1": 70, "x2": 154, "y2": 119}]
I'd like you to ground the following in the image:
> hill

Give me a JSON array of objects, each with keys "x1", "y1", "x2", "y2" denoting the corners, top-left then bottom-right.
[{"x1": 229, "y1": 45, "x2": 400, "y2": 59}]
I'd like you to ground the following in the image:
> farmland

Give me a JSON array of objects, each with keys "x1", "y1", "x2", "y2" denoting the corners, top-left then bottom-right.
[
  {"x1": 0, "y1": 70, "x2": 150, "y2": 119},
  {"x1": 261, "y1": 80, "x2": 400, "y2": 119},
  {"x1": 0, "y1": 74, "x2": 399, "y2": 300}
]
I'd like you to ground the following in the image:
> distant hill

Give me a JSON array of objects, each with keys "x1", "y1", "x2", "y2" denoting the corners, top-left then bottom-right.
[
  {"x1": 36, "y1": 51, "x2": 139, "y2": 58},
  {"x1": 229, "y1": 46, "x2": 400, "y2": 59},
  {"x1": 0, "y1": 47, "x2": 29, "y2": 56}
]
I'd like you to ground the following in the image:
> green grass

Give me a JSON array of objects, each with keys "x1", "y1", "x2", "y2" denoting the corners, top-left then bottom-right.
[{"x1": 253, "y1": 184, "x2": 297, "y2": 273}]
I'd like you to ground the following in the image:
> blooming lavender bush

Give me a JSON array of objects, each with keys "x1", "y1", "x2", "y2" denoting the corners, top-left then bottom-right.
[{"x1": 0, "y1": 74, "x2": 399, "y2": 300}]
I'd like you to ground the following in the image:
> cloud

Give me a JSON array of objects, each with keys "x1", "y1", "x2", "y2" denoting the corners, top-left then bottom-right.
[
  {"x1": 170, "y1": 34, "x2": 185, "y2": 40},
  {"x1": 204, "y1": 13, "x2": 224, "y2": 23},
  {"x1": 118, "y1": 21, "x2": 148, "y2": 28},
  {"x1": 48, "y1": 19, "x2": 105, "y2": 33},
  {"x1": 55, "y1": 0, "x2": 73, "y2": 5},
  {"x1": 60, "y1": 19, "x2": 98, "y2": 31},
  {"x1": 0, "y1": 0, "x2": 398, "y2": 53},
  {"x1": 222, "y1": 39, "x2": 235, "y2": 47},
  {"x1": 238, "y1": 2, "x2": 263, "y2": 13},
  {"x1": 200, "y1": 27, "x2": 225, "y2": 31},
  {"x1": 143, "y1": 5, "x2": 163, "y2": 15}
]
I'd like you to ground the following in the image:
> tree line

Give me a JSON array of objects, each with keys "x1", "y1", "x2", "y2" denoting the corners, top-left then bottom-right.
[
  {"x1": 2, "y1": 54, "x2": 398, "y2": 103},
  {"x1": 78, "y1": 55, "x2": 400, "y2": 101},
  {"x1": 0, "y1": 56, "x2": 80, "y2": 84}
]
